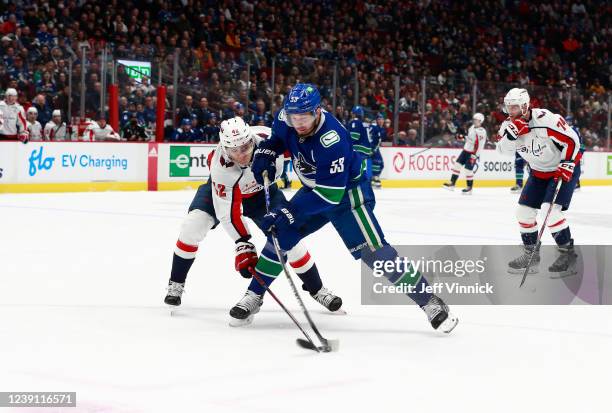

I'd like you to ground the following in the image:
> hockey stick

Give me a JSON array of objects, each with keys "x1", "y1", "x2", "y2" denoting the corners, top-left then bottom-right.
[
  {"x1": 262, "y1": 171, "x2": 338, "y2": 353},
  {"x1": 519, "y1": 178, "x2": 563, "y2": 288},
  {"x1": 249, "y1": 271, "x2": 321, "y2": 353},
  {"x1": 411, "y1": 147, "x2": 431, "y2": 157}
]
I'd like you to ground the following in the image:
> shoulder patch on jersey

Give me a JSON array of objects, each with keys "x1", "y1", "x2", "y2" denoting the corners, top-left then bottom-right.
[
  {"x1": 320, "y1": 130, "x2": 340, "y2": 148},
  {"x1": 278, "y1": 109, "x2": 286, "y2": 122},
  {"x1": 537, "y1": 111, "x2": 546, "y2": 119}
]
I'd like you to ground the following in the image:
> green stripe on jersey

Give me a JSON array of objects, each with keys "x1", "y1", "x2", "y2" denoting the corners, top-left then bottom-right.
[
  {"x1": 313, "y1": 185, "x2": 345, "y2": 204},
  {"x1": 353, "y1": 145, "x2": 373, "y2": 156},
  {"x1": 350, "y1": 132, "x2": 360, "y2": 141}
]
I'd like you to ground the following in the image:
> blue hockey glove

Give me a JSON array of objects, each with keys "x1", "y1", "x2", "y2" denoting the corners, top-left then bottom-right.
[
  {"x1": 251, "y1": 145, "x2": 277, "y2": 186},
  {"x1": 261, "y1": 207, "x2": 296, "y2": 233}
]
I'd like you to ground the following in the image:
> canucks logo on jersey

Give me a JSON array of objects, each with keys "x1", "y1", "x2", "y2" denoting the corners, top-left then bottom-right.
[{"x1": 293, "y1": 152, "x2": 316, "y2": 187}]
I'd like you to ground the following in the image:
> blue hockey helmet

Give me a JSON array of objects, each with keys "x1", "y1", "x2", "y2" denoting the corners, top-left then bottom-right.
[
  {"x1": 181, "y1": 118, "x2": 192, "y2": 126},
  {"x1": 351, "y1": 105, "x2": 364, "y2": 118},
  {"x1": 376, "y1": 112, "x2": 384, "y2": 120},
  {"x1": 284, "y1": 83, "x2": 321, "y2": 115}
]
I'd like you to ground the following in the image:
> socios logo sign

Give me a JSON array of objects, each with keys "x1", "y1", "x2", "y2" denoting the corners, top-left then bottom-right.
[
  {"x1": 607, "y1": 155, "x2": 612, "y2": 176},
  {"x1": 28, "y1": 147, "x2": 55, "y2": 176}
]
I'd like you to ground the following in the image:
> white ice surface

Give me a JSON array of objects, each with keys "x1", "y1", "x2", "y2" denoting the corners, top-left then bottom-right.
[{"x1": 1, "y1": 187, "x2": 611, "y2": 412}]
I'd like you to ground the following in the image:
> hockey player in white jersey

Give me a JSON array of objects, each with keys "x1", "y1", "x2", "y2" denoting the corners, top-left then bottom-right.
[
  {"x1": 496, "y1": 88, "x2": 581, "y2": 276},
  {"x1": 165, "y1": 117, "x2": 342, "y2": 326},
  {"x1": 43, "y1": 110, "x2": 69, "y2": 141},
  {"x1": 26, "y1": 107, "x2": 43, "y2": 141},
  {"x1": 0, "y1": 88, "x2": 28, "y2": 142},
  {"x1": 443, "y1": 113, "x2": 487, "y2": 194}
]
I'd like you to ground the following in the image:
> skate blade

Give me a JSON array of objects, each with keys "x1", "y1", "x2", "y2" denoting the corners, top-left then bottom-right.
[
  {"x1": 461, "y1": 191, "x2": 473, "y2": 196},
  {"x1": 167, "y1": 305, "x2": 181, "y2": 316},
  {"x1": 229, "y1": 315, "x2": 254, "y2": 327},
  {"x1": 507, "y1": 266, "x2": 539, "y2": 275},
  {"x1": 442, "y1": 185, "x2": 455, "y2": 191},
  {"x1": 549, "y1": 269, "x2": 578, "y2": 279},
  {"x1": 439, "y1": 314, "x2": 459, "y2": 334}
]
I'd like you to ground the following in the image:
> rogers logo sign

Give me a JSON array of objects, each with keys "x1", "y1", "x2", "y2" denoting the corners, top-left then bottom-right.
[
  {"x1": 393, "y1": 153, "x2": 405, "y2": 173},
  {"x1": 393, "y1": 150, "x2": 456, "y2": 173}
]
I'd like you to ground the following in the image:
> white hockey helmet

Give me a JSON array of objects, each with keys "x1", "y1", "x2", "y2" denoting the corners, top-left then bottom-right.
[
  {"x1": 472, "y1": 113, "x2": 484, "y2": 124},
  {"x1": 503, "y1": 88, "x2": 530, "y2": 117},
  {"x1": 27, "y1": 106, "x2": 38, "y2": 115},
  {"x1": 52, "y1": 109, "x2": 61, "y2": 118},
  {"x1": 5, "y1": 88, "x2": 17, "y2": 97},
  {"x1": 219, "y1": 117, "x2": 254, "y2": 165}
]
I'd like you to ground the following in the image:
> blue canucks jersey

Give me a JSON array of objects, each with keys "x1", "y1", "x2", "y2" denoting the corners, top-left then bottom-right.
[
  {"x1": 369, "y1": 124, "x2": 386, "y2": 153},
  {"x1": 264, "y1": 110, "x2": 367, "y2": 219},
  {"x1": 347, "y1": 118, "x2": 372, "y2": 157}
]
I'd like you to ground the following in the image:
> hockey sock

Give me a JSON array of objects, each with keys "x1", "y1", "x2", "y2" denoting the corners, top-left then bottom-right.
[
  {"x1": 170, "y1": 253, "x2": 194, "y2": 284},
  {"x1": 450, "y1": 174, "x2": 459, "y2": 185},
  {"x1": 466, "y1": 179, "x2": 473, "y2": 188},
  {"x1": 551, "y1": 227, "x2": 572, "y2": 246},
  {"x1": 286, "y1": 250, "x2": 322, "y2": 294},
  {"x1": 249, "y1": 244, "x2": 283, "y2": 295},
  {"x1": 521, "y1": 231, "x2": 537, "y2": 246},
  {"x1": 516, "y1": 176, "x2": 523, "y2": 187},
  {"x1": 362, "y1": 245, "x2": 432, "y2": 307}
]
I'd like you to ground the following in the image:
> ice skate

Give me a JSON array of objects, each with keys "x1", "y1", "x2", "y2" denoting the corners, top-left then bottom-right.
[
  {"x1": 229, "y1": 290, "x2": 263, "y2": 327},
  {"x1": 462, "y1": 186, "x2": 473, "y2": 195},
  {"x1": 510, "y1": 185, "x2": 522, "y2": 193},
  {"x1": 549, "y1": 242, "x2": 578, "y2": 279},
  {"x1": 508, "y1": 245, "x2": 540, "y2": 275},
  {"x1": 311, "y1": 287, "x2": 343, "y2": 312},
  {"x1": 421, "y1": 295, "x2": 458, "y2": 333},
  {"x1": 442, "y1": 182, "x2": 455, "y2": 191},
  {"x1": 164, "y1": 281, "x2": 185, "y2": 306}
]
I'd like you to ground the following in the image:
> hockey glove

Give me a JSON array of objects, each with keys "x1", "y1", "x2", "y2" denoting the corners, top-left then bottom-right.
[
  {"x1": 499, "y1": 120, "x2": 519, "y2": 141},
  {"x1": 261, "y1": 206, "x2": 296, "y2": 234},
  {"x1": 555, "y1": 161, "x2": 575, "y2": 183},
  {"x1": 234, "y1": 240, "x2": 258, "y2": 278},
  {"x1": 251, "y1": 144, "x2": 277, "y2": 186},
  {"x1": 19, "y1": 132, "x2": 29, "y2": 144}
]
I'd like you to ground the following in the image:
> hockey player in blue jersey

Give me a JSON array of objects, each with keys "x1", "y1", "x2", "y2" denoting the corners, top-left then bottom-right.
[
  {"x1": 347, "y1": 106, "x2": 373, "y2": 182},
  {"x1": 251, "y1": 84, "x2": 458, "y2": 333},
  {"x1": 369, "y1": 114, "x2": 387, "y2": 188}
]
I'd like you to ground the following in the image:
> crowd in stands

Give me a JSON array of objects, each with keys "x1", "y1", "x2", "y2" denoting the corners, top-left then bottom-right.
[{"x1": 0, "y1": 0, "x2": 609, "y2": 148}]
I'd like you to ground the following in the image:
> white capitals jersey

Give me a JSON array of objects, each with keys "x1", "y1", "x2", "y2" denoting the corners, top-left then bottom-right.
[
  {"x1": 464, "y1": 125, "x2": 487, "y2": 154},
  {"x1": 27, "y1": 120, "x2": 43, "y2": 141},
  {"x1": 44, "y1": 121, "x2": 69, "y2": 141},
  {"x1": 209, "y1": 126, "x2": 285, "y2": 242},
  {"x1": 496, "y1": 108, "x2": 581, "y2": 174},
  {"x1": 86, "y1": 122, "x2": 120, "y2": 141},
  {"x1": 0, "y1": 101, "x2": 27, "y2": 137}
]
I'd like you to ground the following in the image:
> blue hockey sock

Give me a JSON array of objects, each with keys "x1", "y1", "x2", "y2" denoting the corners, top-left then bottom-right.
[
  {"x1": 170, "y1": 253, "x2": 194, "y2": 284},
  {"x1": 362, "y1": 245, "x2": 432, "y2": 307},
  {"x1": 296, "y1": 265, "x2": 323, "y2": 295}
]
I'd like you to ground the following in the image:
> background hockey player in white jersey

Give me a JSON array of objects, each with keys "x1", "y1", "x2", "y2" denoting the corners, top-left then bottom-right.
[
  {"x1": 0, "y1": 88, "x2": 28, "y2": 142},
  {"x1": 165, "y1": 117, "x2": 342, "y2": 326},
  {"x1": 443, "y1": 113, "x2": 487, "y2": 194},
  {"x1": 26, "y1": 107, "x2": 43, "y2": 141},
  {"x1": 496, "y1": 88, "x2": 581, "y2": 276},
  {"x1": 43, "y1": 110, "x2": 68, "y2": 141}
]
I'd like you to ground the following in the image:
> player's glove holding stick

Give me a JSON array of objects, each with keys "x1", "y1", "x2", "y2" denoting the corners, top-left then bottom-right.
[
  {"x1": 555, "y1": 161, "x2": 575, "y2": 183},
  {"x1": 234, "y1": 240, "x2": 258, "y2": 278},
  {"x1": 251, "y1": 144, "x2": 277, "y2": 186}
]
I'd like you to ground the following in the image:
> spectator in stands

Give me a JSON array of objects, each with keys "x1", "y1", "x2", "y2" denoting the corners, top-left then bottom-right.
[
  {"x1": 196, "y1": 97, "x2": 211, "y2": 126},
  {"x1": 171, "y1": 118, "x2": 197, "y2": 142},
  {"x1": 248, "y1": 98, "x2": 273, "y2": 127},
  {"x1": 202, "y1": 112, "x2": 220, "y2": 143},
  {"x1": 31, "y1": 94, "x2": 52, "y2": 127},
  {"x1": 177, "y1": 95, "x2": 196, "y2": 122},
  {"x1": 122, "y1": 113, "x2": 148, "y2": 141}
]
